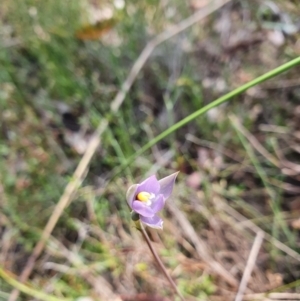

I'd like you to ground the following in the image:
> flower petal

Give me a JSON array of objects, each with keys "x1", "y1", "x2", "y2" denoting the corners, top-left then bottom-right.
[
  {"x1": 132, "y1": 201, "x2": 155, "y2": 217},
  {"x1": 126, "y1": 184, "x2": 138, "y2": 208},
  {"x1": 136, "y1": 175, "x2": 160, "y2": 195},
  {"x1": 150, "y1": 194, "x2": 165, "y2": 213},
  {"x1": 140, "y1": 215, "x2": 163, "y2": 229},
  {"x1": 158, "y1": 171, "x2": 179, "y2": 200}
]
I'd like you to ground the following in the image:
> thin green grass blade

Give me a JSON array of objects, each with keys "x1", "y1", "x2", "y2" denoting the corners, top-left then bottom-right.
[
  {"x1": 0, "y1": 267, "x2": 71, "y2": 301},
  {"x1": 112, "y1": 56, "x2": 300, "y2": 177}
]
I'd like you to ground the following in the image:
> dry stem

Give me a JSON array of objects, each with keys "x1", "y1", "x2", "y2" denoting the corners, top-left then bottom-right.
[
  {"x1": 139, "y1": 222, "x2": 185, "y2": 301},
  {"x1": 235, "y1": 231, "x2": 264, "y2": 301}
]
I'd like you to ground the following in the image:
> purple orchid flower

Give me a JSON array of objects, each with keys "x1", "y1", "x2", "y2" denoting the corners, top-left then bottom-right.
[{"x1": 126, "y1": 172, "x2": 179, "y2": 229}]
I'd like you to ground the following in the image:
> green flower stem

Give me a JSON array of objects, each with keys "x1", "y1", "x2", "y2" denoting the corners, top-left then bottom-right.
[
  {"x1": 113, "y1": 56, "x2": 300, "y2": 176},
  {"x1": 0, "y1": 266, "x2": 71, "y2": 301}
]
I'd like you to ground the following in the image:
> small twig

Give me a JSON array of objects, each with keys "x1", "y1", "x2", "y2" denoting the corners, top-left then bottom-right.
[
  {"x1": 9, "y1": 1, "x2": 231, "y2": 300},
  {"x1": 214, "y1": 197, "x2": 300, "y2": 262},
  {"x1": 229, "y1": 114, "x2": 279, "y2": 168},
  {"x1": 235, "y1": 231, "x2": 264, "y2": 301},
  {"x1": 138, "y1": 221, "x2": 186, "y2": 301},
  {"x1": 235, "y1": 116, "x2": 300, "y2": 178},
  {"x1": 167, "y1": 201, "x2": 239, "y2": 287}
]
